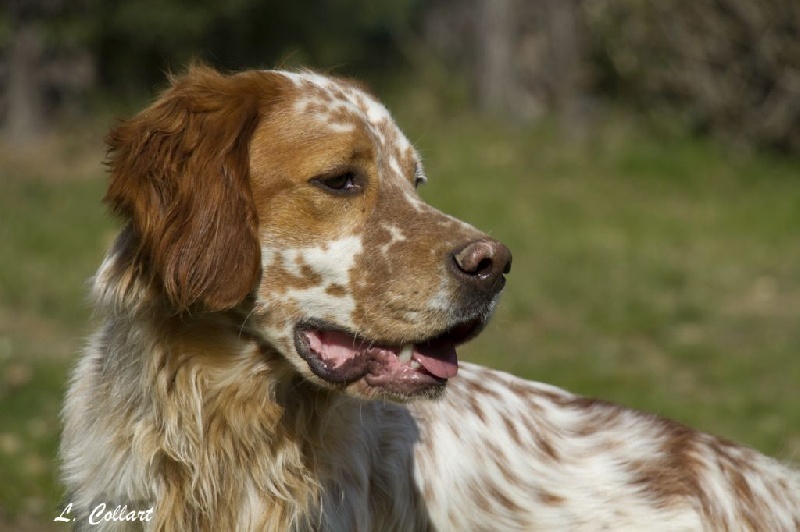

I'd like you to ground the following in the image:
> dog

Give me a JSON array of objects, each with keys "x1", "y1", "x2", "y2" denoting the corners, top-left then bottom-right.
[{"x1": 61, "y1": 66, "x2": 799, "y2": 531}]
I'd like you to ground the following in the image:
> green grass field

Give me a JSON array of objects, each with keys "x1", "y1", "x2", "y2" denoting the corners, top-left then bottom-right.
[{"x1": 1, "y1": 101, "x2": 799, "y2": 528}]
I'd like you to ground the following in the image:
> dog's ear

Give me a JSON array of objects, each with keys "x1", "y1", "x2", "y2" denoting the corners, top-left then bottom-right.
[{"x1": 105, "y1": 66, "x2": 264, "y2": 312}]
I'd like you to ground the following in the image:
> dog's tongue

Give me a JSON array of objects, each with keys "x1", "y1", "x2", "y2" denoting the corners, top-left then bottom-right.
[{"x1": 413, "y1": 343, "x2": 458, "y2": 379}]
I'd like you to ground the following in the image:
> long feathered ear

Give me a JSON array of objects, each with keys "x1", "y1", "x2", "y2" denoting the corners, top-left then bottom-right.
[{"x1": 105, "y1": 66, "x2": 264, "y2": 312}]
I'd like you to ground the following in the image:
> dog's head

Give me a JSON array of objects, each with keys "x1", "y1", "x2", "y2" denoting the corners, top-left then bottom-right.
[{"x1": 105, "y1": 66, "x2": 511, "y2": 401}]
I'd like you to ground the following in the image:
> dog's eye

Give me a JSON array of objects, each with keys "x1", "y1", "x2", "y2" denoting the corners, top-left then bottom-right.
[
  {"x1": 325, "y1": 173, "x2": 356, "y2": 190},
  {"x1": 312, "y1": 171, "x2": 363, "y2": 196}
]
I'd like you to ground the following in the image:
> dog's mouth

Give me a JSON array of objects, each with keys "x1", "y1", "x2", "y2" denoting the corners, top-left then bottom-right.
[{"x1": 293, "y1": 317, "x2": 485, "y2": 396}]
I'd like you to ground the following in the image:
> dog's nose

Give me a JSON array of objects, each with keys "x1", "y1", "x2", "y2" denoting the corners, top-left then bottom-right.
[{"x1": 450, "y1": 239, "x2": 512, "y2": 294}]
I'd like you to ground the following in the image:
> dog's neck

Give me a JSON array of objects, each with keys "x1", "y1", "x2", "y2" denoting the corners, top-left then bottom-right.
[{"x1": 90, "y1": 262, "x2": 374, "y2": 529}]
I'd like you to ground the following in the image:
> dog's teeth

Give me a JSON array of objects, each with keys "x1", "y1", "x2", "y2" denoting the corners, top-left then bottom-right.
[
  {"x1": 398, "y1": 344, "x2": 413, "y2": 363},
  {"x1": 410, "y1": 360, "x2": 421, "y2": 370}
]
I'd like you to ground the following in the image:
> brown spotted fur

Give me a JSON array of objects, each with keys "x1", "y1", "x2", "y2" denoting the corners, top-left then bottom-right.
[{"x1": 61, "y1": 66, "x2": 799, "y2": 531}]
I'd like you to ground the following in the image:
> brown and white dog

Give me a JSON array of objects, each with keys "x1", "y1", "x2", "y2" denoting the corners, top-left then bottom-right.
[{"x1": 61, "y1": 66, "x2": 799, "y2": 531}]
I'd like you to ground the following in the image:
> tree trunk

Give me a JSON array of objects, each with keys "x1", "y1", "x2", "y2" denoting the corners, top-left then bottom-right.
[
  {"x1": 5, "y1": 5, "x2": 47, "y2": 144},
  {"x1": 475, "y1": 0, "x2": 517, "y2": 115}
]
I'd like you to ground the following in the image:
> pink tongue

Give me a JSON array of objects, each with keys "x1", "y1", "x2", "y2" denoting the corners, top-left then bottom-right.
[{"x1": 414, "y1": 343, "x2": 458, "y2": 379}]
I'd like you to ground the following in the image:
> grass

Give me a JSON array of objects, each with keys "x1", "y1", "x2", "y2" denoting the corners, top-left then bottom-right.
[
  {"x1": 0, "y1": 136, "x2": 113, "y2": 530},
  {"x1": 1, "y1": 99, "x2": 799, "y2": 528}
]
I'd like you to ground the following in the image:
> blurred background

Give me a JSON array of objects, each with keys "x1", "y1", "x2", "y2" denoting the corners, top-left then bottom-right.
[{"x1": 1, "y1": 0, "x2": 799, "y2": 529}]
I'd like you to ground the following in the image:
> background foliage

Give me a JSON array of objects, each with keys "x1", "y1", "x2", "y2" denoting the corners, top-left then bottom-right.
[
  {"x1": 3, "y1": 0, "x2": 800, "y2": 151},
  {"x1": 585, "y1": 0, "x2": 800, "y2": 151}
]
